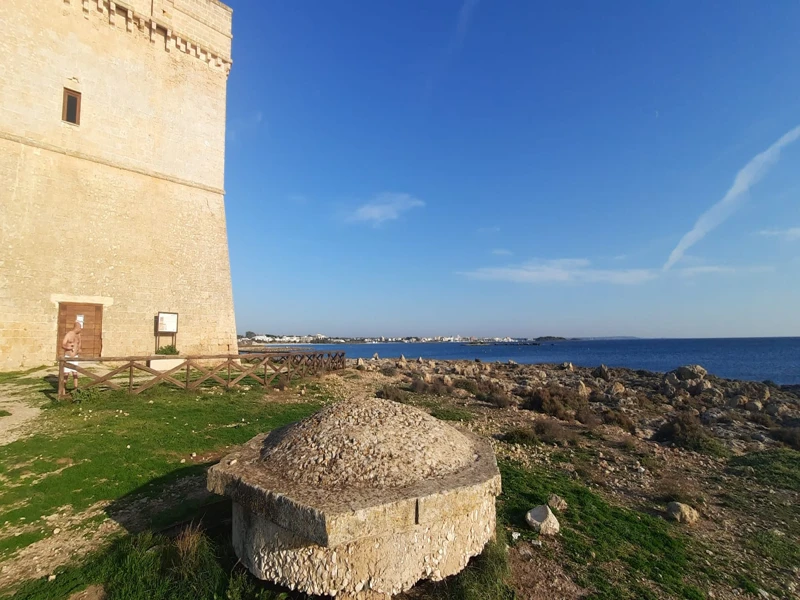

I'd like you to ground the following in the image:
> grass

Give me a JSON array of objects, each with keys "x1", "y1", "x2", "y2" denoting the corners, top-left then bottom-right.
[
  {"x1": 0, "y1": 384, "x2": 324, "y2": 562},
  {"x1": 727, "y1": 448, "x2": 800, "y2": 492},
  {"x1": 498, "y1": 461, "x2": 711, "y2": 599},
  {"x1": 429, "y1": 406, "x2": 473, "y2": 422},
  {"x1": 428, "y1": 529, "x2": 513, "y2": 600},
  {"x1": 747, "y1": 529, "x2": 800, "y2": 569},
  {"x1": 8, "y1": 526, "x2": 292, "y2": 600},
  {"x1": 0, "y1": 410, "x2": 11, "y2": 418}
]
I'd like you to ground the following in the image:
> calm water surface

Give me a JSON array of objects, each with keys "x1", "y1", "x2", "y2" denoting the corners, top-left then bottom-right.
[{"x1": 291, "y1": 338, "x2": 800, "y2": 385}]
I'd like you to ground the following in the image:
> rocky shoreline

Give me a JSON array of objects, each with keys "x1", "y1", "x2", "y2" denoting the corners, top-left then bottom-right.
[
  {"x1": 329, "y1": 357, "x2": 799, "y2": 598},
  {"x1": 351, "y1": 356, "x2": 800, "y2": 455}
]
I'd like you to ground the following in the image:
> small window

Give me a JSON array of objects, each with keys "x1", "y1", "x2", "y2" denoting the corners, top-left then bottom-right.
[{"x1": 62, "y1": 89, "x2": 81, "y2": 125}]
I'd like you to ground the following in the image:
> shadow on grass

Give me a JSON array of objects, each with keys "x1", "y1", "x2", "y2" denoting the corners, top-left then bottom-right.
[{"x1": 104, "y1": 464, "x2": 228, "y2": 534}]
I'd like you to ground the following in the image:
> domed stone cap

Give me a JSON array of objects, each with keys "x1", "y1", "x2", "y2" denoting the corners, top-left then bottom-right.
[
  {"x1": 260, "y1": 398, "x2": 474, "y2": 489},
  {"x1": 208, "y1": 398, "x2": 501, "y2": 548}
]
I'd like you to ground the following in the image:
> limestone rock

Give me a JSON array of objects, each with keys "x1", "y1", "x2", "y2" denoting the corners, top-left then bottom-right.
[
  {"x1": 666, "y1": 502, "x2": 699, "y2": 524},
  {"x1": 547, "y1": 494, "x2": 568, "y2": 512},
  {"x1": 592, "y1": 365, "x2": 611, "y2": 381},
  {"x1": 525, "y1": 505, "x2": 560, "y2": 536},
  {"x1": 443, "y1": 375, "x2": 453, "y2": 386},
  {"x1": 674, "y1": 365, "x2": 707, "y2": 381},
  {"x1": 356, "y1": 358, "x2": 366, "y2": 368},
  {"x1": 561, "y1": 362, "x2": 574, "y2": 372},
  {"x1": 577, "y1": 381, "x2": 589, "y2": 398},
  {"x1": 727, "y1": 394, "x2": 748, "y2": 408},
  {"x1": 766, "y1": 402, "x2": 789, "y2": 417},
  {"x1": 746, "y1": 400, "x2": 763, "y2": 413},
  {"x1": 610, "y1": 382, "x2": 625, "y2": 397},
  {"x1": 372, "y1": 352, "x2": 380, "y2": 361}
]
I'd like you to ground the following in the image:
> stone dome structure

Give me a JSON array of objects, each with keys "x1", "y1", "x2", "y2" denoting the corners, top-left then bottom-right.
[{"x1": 208, "y1": 397, "x2": 501, "y2": 599}]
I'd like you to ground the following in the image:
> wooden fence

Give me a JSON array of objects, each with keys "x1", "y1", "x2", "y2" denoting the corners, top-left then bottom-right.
[{"x1": 57, "y1": 351, "x2": 347, "y2": 399}]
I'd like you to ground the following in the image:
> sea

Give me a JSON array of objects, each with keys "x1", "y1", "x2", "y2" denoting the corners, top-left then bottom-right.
[{"x1": 292, "y1": 338, "x2": 800, "y2": 385}]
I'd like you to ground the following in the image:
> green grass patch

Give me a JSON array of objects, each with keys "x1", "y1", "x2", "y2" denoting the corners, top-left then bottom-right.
[
  {"x1": 429, "y1": 529, "x2": 513, "y2": 600},
  {"x1": 0, "y1": 410, "x2": 11, "y2": 418},
  {"x1": 0, "y1": 367, "x2": 47, "y2": 385},
  {"x1": 498, "y1": 461, "x2": 710, "y2": 599},
  {"x1": 727, "y1": 448, "x2": 800, "y2": 492},
  {"x1": 0, "y1": 386, "x2": 320, "y2": 559},
  {"x1": 747, "y1": 529, "x2": 800, "y2": 568},
  {"x1": 8, "y1": 527, "x2": 292, "y2": 600},
  {"x1": 429, "y1": 406, "x2": 473, "y2": 422}
]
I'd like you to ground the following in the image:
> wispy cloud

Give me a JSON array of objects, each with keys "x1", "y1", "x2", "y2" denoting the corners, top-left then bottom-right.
[
  {"x1": 678, "y1": 265, "x2": 774, "y2": 277},
  {"x1": 227, "y1": 111, "x2": 266, "y2": 143},
  {"x1": 756, "y1": 227, "x2": 800, "y2": 241},
  {"x1": 460, "y1": 258, "x2": 656, "y2": 285},
  {"x1": 426, "y1": 0, "x2": 480, "y2": 96},
  {"x1": 663, "y1": 124, "x2": 800, "y2": 270},
  {"x1": 491, "y1": 249, "x2": 513, "y2": 256},
  {"x1": 450, "y1": 0, "x2": 481, "y2": 57},
  {"x1": 347, "y1": 193, "x2": 425, "y2": 226}
]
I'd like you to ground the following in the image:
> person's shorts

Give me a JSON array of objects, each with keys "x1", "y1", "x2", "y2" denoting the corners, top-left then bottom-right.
[{"x1": 64, "y1": 356, "x2": 79, "y2": 374}]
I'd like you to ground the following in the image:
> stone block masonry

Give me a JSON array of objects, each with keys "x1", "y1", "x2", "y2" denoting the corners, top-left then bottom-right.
[{"x1": 0, "y1": 0, "x2": 237, "y2": 370}]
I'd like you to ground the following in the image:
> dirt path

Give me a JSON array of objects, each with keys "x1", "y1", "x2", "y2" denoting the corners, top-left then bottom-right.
[{"x1": 0, "y1": 383, "x2": 44, "y2": 446}]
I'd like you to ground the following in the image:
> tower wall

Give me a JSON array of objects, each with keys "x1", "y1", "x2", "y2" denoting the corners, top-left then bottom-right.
[{"x1": 0, "y1": 0, "x2": 238, "y2": 369}]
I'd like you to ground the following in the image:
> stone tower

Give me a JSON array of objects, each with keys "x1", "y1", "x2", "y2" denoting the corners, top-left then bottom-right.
[{"x1": 0, "y1": 0, "x2": 238, "y2": 370}]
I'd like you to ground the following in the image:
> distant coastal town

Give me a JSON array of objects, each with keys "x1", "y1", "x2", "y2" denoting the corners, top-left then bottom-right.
[{"x1": 237, "y1": 332, "x2": 568, "y2": 345}]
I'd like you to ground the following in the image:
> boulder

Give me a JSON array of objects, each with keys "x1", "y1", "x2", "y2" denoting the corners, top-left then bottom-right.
[
  {"x1": 727, "y1": 394, "x2": 748, "y2": 408},
  {"x1": 691, "y1": 380, "x2": 716, "y2": 396},
  {"x1": 561, "y1": 362, "x2": 574, "y2": 372},
  {"x1": 577, "y1": 381, "x2": 590, "y2": 399},
  {"x1": 674, "y1": 365, "x2": 707, "y2": 381},
  {"x1": 610, "y1": 382, "x2": 626, "y2": 397},
  {"x1": 442, "y1": 375, "x2": 454, "y2": 387},
  {"x1": 547, "y1": 494, "x2": 568, "y2": 512},
  {"x1": 766, "y1": 402, "x2": 789, "y2": 417},
  {"x1": 665, "y1": 502, "x2": 699, "y2": 525},
  {"x1": 356, "y1": 358, "x2": 366, "y2": 368},
  {"x1": 664, "y1": 372, "x2": 680, "y2": 387},
  {"x1": 525, "y1": 505, "x2": 560, "y2": 536},
  {"x1": 592, "y1": 365, "x2": 611, "y2": 381},
  {"x1": 417, "y1": 357, "x2": 424, "y2": 364},
  {"x1": 746, "y1": 400, "x2": 763, "y2": 413},
  {"x1": 372, "y1": 352, "x2": 380, "y2": 361}
]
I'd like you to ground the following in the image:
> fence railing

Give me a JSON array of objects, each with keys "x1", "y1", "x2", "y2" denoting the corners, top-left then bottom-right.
[{"x1": 57, "y1": 351, "x2": 347, "y2": 399}]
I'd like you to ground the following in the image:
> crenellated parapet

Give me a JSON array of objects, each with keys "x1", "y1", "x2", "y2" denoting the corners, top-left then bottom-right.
[{"x1": 63, "y1": 0, "x2": 233, "y2": 76}]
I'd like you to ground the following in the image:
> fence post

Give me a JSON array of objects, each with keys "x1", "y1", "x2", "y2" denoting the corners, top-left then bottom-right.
[
  {"x1": 185, "y1": 360, "x2": 190, "y2": 391},
  {"x1": 58, "y1": 360, "x2": 65, "y2": 399},
  {"x1": 129, "y1": 362, "x2": 133, "y2": 393}
]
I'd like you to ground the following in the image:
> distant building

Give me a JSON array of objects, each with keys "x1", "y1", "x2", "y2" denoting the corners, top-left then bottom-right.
[{"x1": 0, "y1": 0, "x2": 237, "y2": 369}]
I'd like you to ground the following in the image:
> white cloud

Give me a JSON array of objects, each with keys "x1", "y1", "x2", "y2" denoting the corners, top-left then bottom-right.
[
  {"x1": 677, "y1": 265, "x2": 774, "y2": 277},
  {"x1": 347, "y1": 193, "x2": 425, "y2": 226},
  {"x1": 460, "y1": 258, "x2": 656, "y2": 285},
  {"x1": 491, "y1": 249, "x2": 513, "y2": 256},
  {"x1": 757, "y1": 227, "x2": 800, "y2": 241},
  {"x1": 664, "y1": 124, "x2": 800, "y2": 270}
]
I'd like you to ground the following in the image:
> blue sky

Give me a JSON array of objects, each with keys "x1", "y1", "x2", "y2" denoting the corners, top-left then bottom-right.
[{"x1": 223, "y1": 1, "x2": 800, "y2": 338}]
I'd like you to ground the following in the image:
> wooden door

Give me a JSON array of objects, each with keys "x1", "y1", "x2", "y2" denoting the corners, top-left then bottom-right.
[{"x1": 57, "y1": 303, "x2": 103, "y2": 359}]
